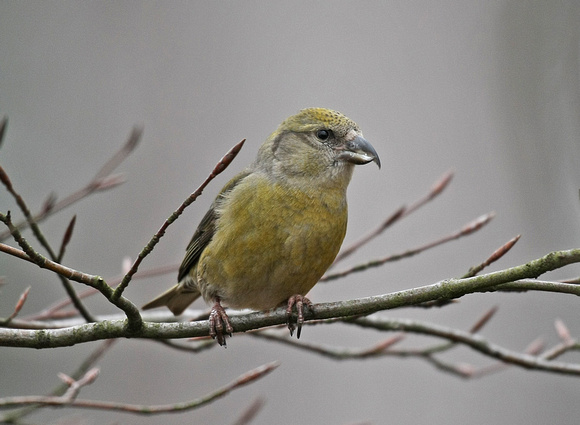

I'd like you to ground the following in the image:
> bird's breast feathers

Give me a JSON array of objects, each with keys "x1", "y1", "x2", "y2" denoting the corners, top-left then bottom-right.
[{"x1": 196, "y1": 173, "x2": 348, "y2": 310}]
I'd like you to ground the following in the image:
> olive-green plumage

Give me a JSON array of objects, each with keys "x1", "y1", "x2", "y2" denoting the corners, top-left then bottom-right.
[{"x1": 142, "y1": 108, "x2": 380, "y2": 342}]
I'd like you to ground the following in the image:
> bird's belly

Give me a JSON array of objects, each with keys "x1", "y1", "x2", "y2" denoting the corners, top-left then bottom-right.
[{"x1": 197, "y1": 183, "x2": 347, "y2": 310}]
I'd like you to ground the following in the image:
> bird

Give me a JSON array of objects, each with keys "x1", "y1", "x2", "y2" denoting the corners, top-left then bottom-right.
[{"x1": 142, "y1": 108, "x2": 380, "y2": 345}]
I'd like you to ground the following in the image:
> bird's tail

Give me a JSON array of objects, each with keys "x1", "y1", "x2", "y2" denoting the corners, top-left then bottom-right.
[{"x1": 142, "y1": 283, "x2": 201, "y2": 316}]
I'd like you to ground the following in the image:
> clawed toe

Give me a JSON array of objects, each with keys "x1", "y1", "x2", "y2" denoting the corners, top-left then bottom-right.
[
  {"x1": 286, "y1": 294, "x2": 313, "y2": 339},
  {"x1": 209, "y1": 299, "x2": 233, "y2": 347}
]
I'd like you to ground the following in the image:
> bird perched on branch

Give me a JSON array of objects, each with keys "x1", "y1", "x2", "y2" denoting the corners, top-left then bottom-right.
[{"x1": 142, "y1": 108, "x2": 380, "y2": 345}]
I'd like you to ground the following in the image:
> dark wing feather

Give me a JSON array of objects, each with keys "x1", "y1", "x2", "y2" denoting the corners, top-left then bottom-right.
[{"x1": 177, "y1": 170, "x2": 252, "y2": 282}]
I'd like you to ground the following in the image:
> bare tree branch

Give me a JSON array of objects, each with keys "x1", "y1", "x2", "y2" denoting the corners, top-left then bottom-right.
[
  {"x1": 112, "y1": 138, "x2": 246, "y2": 301},
  {"x1": 0, "y1": 116, "x2": 7, "y2": 150},
  {"x1": 0, "y1": 164, "x2": 95, "y2": 322},
  {"x1": 2, "y1": 122, "x2": 580, "y2": 423},
  {"x1": 0, "y1": 211, "x2": 139, "y2": 327},
  {"x1": 0, "y1": 139, "x2": 245, "y2": 332},
  {"x1": 333, "y1": 170, "x2": 454, "y2": 264},
  {"x1": 0, "y1": 127, "x2": 142, "y2": 242},
  {"x1": 462, "y1": 235, "x2": 521, "y2": 278},
  {"x1": 231, "y1": 397, "x2": 266, "y2": 425},
  {"x1": 248, "y1": 305, "x2": 579, "y2": 378},
  {"x1": 347, "y1": 316, "x2": 580, "y2": 376},
  {"x1": 0, "y1": 339, "x2": 116, "y2": 423},
  {"x1": 2, "y1": 248, "x2": 580, "y2": 350},
  {"x1": 57, "y1": 214, "x2": 77, "y2": 263},
  {"x1": 322, "y1": 212, "x2": 495, "y2": 282},
  {"x1": 22, "y1": 263, "x2": 179, "y2": 322},
  {"x1": 1, "y1": 286, "x2": 30, "y2": 325},
  {"x1": 0, "y1": 362, "x2": 279, "y2": 415}
]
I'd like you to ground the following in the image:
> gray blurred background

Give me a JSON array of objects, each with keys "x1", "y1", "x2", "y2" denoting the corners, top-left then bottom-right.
[{"x1": 1, "y1": 2, "x2": 579, "y2": 424}]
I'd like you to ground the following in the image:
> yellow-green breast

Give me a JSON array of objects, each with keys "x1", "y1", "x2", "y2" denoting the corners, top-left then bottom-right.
[{"x1": 196, "y1": 171, "x2": 348, "y2": 310}]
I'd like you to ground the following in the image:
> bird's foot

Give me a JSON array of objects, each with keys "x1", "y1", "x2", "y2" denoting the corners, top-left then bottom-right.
[
  {"x1": 209, "y1": 299, "x2": 233, "y2": 347},
  {"x1": 286, "y1": 294, "x2": 313, "y2": 339}
]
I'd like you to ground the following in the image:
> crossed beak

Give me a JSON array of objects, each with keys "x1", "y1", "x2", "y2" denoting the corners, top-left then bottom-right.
[{"x1": 336, "y1": 135, "x2": 381, "y2": 168}]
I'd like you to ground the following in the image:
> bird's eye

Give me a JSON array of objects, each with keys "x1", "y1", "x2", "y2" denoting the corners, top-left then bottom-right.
[{"x1": 316, "y1": 129, "x2": 331, "y2": 141}]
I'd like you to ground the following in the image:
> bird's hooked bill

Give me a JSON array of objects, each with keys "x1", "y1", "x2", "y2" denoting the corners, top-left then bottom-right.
[{"x1": 336, "y1": 135, "x2": 381, "y2": 168}]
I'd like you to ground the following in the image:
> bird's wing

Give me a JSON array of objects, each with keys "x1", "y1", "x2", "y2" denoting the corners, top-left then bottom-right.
[{"x1": 177, "y1": 170, "x2": 252, "y2": 282}]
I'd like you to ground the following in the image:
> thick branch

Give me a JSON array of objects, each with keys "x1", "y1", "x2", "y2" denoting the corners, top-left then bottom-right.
[{"x1": 2, "y1": 248, "x2": 579, "y2": 348}]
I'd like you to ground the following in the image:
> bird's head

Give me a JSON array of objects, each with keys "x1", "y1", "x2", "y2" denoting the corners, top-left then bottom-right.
[{"x1": 256, "y1": 108, "x2": 380, "y2": 186}]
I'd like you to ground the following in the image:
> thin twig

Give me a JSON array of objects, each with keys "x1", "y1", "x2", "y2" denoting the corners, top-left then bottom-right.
[
  {"x1": 112, "y1": 139, "x2": 246, "y2": 301},
  {"x1": 0, "y1": 361, "x2": 279, "y2": 415},
  {"x1": 470, "y1": 306, "x2": 498, "y2": 333},
  {"x1": 0, "y1": 116, "x2": 7, "y2": 150},
  {"x1": 0, "y1": 127, "x2": 142, "y2": 242},
  {"x1": 250, "y1": 310, "x2": 578, "y2": 379},
  {"x1": 0, "y1": 165, "x2": 94, "y2": 322},
  {"x1": 0, "y1": 339, "x2": 116, "y2": 422},
  {"x1": 231, "y1": 397, "x2": 266, "y2": 425},
  {"x1": 437, "y1": 337, "x2": 547, "y2": 379},
  {"x1": 1, "y1": 286, "x2": 30, "y2": 325},
  {"x1": 93, "y1": 127, "x2": 142, "y2": 182},
  {"x1": 0, "y1": 213, "x2": 104, "y2": 287},
  {"x1": 413, "y1": 234, "x2": 519, "y2": 308},
  {"x1": 0, "y1": 211, "x2": 140, "y2": 328},
  {"x1": 479, "y1": 279, "x2": 580, "y2": 295},
  {"x1": 538, "y1": 319, "x2": 580, "y2": 360},
  {"x1": 323, "y1": 212, "x2": 495, "y2": 282},
  {"x1": 58, "y1": 368, "x2": 100, "y2": 402},
  {"x1": 251, "y1": 331, "x2": 406, "y2": 360},
  {"x1": 22, "y1": 263, "x2": 179, "y2": 321},
  {"x1": 0, "y1": 241, "x2": 30, "y2": 261},
  {"x1": 462, "y1": 235, "x2": 521, "y2": 278},
  {"x1": 561, "y1": 276, "x2": 580, "y2": 284},
  {"x1": 334, "y1": 170, "x2": 454, "y2": 264},
  {"x1": 57, "y1": 215, "x2": 77, "y2": 263},
  {"x1": 154, "y1": 338, "x2": 216, "y2": 354},
  {"x1": 349, "y1": 316, "x2": 580, "y2": 376}
]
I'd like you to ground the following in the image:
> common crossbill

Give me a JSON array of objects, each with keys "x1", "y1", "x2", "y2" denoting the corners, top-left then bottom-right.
[{"x1": 142, "y1": 108, "x2": 380, "y2": 345}]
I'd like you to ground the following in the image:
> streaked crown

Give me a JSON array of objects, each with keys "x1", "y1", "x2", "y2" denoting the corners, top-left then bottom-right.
[{"x1": 277, "y1": 108, "x2": 359, "y2": 138}]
